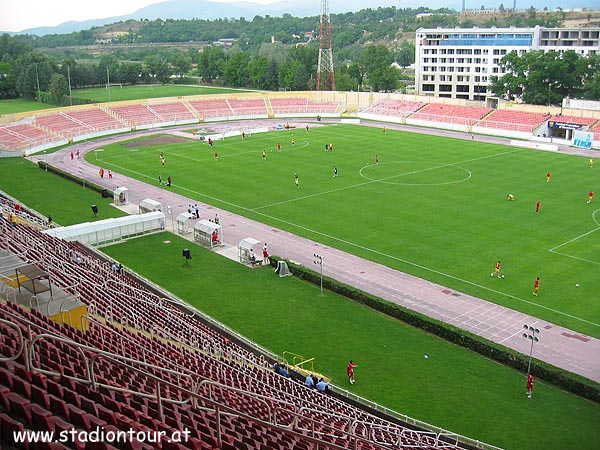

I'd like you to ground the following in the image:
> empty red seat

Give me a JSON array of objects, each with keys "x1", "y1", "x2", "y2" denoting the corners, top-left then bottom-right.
[
  {"x1": 7, "y1": 391, "x2": 32, "y2": 423},
  {"x1": 0, "y1": 413, "x2": 26, "y2": 449}
]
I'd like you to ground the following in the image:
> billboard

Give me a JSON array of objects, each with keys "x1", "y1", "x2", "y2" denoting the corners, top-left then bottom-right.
[{"x1": 573, "y1": 131, "x2": 593, "y2": 149}]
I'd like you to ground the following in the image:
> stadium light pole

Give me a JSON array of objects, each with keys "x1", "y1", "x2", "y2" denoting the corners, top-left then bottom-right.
[
  {"x1": 522, "y1": 324, "x2": 540, "y2": 376},
  {"x1": 313, "y1": 253, "x2": 324, "y2": 296}
]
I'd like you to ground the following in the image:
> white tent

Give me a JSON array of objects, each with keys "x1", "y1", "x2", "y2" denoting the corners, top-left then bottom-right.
[
  {"x1": 176, "y1": 212, "x2": 195, "y2": 235},
  {"x1": 139, "y1": 198, "x2": 162, "y2": 214},
  {"x1": 194, "y1": 219, "x2": 222, "y2": 248},
  {"x1": 42, "y1": 211, "x2": 165, "y2": 246},
  {"x1": 238, "y1": 237, "x2": 260, "y2": 264},
  {"x1": 114, "y1": 187, "x2": 128, "y2": 206}
]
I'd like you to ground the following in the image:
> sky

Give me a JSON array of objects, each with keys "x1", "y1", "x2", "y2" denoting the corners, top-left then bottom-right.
[{"x1": 0, "y1": 0, "x2": 281, "y2": 33}]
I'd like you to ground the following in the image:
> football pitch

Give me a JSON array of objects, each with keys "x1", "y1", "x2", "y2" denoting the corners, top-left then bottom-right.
[{"x1": 90, "y1": 123, "x2": 600, "y2": 339}]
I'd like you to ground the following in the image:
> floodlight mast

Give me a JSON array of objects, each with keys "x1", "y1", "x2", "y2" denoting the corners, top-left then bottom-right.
[{"x1": 317, "y1": 0, "x2": 335, "y2": 91}]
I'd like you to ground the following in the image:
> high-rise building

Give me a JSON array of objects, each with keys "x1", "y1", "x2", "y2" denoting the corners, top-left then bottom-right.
[{"x1": 415, "y1": 26, "x2": 600, "y2": 101}]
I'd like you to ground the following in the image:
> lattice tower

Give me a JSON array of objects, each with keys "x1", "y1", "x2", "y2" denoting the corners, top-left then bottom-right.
[{"x1": 317, "y1": 0, "x2": 335, "y2": 91}]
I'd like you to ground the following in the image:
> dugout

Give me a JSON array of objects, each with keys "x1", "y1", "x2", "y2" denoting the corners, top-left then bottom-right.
[
  {"x1": 194, "y1": 219, "x2": 223, "y2": 248},
  {"x1": 238, "y1": 237, "x2": 260, "y2": 264},
  {"x1": 113, "y1": 187, "x2": 129, "y2": 206},
  {"x1": 139, "y1": 198, "x2": 162, "y2": 214},
  {"x1": 42, "y1": 211, "x2": 165, "y2": 246},
  {"x1": 176, "y1": 212, "x2": 195, "y2": 235}
]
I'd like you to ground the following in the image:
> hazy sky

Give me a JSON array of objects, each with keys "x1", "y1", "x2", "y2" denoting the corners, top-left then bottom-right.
[{"x1": 0, "y1": 0, "x2": 281, "y2": 32}]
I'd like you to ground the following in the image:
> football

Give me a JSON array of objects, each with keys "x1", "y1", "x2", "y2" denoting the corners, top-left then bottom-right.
[
  {"x1": 501, "y1": 275, "x2": 505, "y2": 279},
  {"x1": 576, "y1": 283, "x2": 580, "y2": 288}
]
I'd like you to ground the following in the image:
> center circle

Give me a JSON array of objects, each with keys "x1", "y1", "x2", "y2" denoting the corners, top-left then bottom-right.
[{"x1": 359, "y1": 160, "x2": 472, "y2": 186}]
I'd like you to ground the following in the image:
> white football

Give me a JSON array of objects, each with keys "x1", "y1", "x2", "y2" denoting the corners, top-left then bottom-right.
[{"x1": 576, "y1": 283, "x2": 580, "y2": 288}]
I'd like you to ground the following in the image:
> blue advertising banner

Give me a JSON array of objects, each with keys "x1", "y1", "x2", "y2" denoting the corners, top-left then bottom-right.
[{"x1": 573, "y1": 131, "x2": 593, "y2": 149}]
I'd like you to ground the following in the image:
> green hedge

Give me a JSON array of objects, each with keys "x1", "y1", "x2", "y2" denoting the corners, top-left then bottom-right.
[
  {"x1": 269, "y1": 256, "x2": 600, "y2": 404},
  {"x1": 37, "y1": 161, "x2": 112, "y2": 197}
]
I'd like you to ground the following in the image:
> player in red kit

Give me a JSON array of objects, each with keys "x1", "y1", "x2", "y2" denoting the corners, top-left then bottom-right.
[
  {"x1": 533, "y1": 277, "x2": 540, "y2": 296},
  {"x1": 277, "y1": 142, "x2": 281, "y2": 152},
  {"x1": 347, "y1": 360, "x2": 358, "y2": 384},
  {"x1": 546, "y1": 171, "x2": 551, "y2": 183},
  {"x1": 588, "y1": 190, "x2": 594, "y2": 204},
  {"x1": 375, "y1": 155, "x2": 379, "y2": 165},
  {"x1": 526, "y1": 374, "x2": 534, "y2": 398},
  {"x1": 535, "y1": 200, "x2": 541, "y2": 213}
]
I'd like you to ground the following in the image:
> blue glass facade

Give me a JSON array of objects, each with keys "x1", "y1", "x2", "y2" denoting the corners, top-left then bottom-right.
[{"x1": 440, "y1": 34, "x2": 532, "y2": 46}]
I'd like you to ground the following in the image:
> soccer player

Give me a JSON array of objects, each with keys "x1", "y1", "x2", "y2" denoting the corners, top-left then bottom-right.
[
  {"x1": 347, "y1": 360, "x2": 358, "y2": 384},
  {"x1": 261, "y1": 150, "x2": 266, "y2": 160},
  {"x1": 375, "y1": 155, "x2": 379, "y2": 165},
  {"x1": 588, "y1": 190, "x2": 594, "y2": 204},
  {"x1": 291, "y1": 137, "x2": 295, "y2": 146},
  {"x1": 306, "y1": 124, "x2": 309, "y2": 132},
  {"x1": 277, "y1": 142, "x2": 281, "y2": 152},
  {"x1": 333, "y1": 166, "x2": 338, "y2": 178},
  {"x1": 546, "y1": 171, "x2": 551, "y2": 183},
  {"x1": 329, "y1": 143, "x2": 333, "y2": 151},
  {"x1": 533, "y1": 277, "x2": 540, "y2": 296},
  {"x1": 535, "y1": 200, "x2": 541, "y2": 213},
  {"x1": 526, "y1": 374, "x2": 534, "y2": 398},
  {"x1": 214, "y1": 151, "x2": 218, "y2": 161},
  {"x1": 491, "y1": 260, "x2": 501, "y2": 277},
  {"x1": 382, "y1": 126, "x2": 386, "y2": 134},
  {"x1": 294, "y1": 173, "x2": 299, "y2": 188},
  {"x1": 507, "y1": 194, "x2": 515, "y2": 201},
  {"x1": 242, "y1": 131, "x2": 246, "y2": 140},
  {"x1": 590, "y1": 159, "x2": 594, "y2": 168}
]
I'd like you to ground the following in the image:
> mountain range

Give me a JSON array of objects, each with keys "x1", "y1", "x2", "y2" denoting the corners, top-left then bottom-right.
[{"x1": 5, "y1": 0, "x2": 599, "y2": 36}]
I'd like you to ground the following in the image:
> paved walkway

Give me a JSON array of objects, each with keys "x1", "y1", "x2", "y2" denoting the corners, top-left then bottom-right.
[{"x1": 34, "y1": 120, "x2": 600, "y2": 383}]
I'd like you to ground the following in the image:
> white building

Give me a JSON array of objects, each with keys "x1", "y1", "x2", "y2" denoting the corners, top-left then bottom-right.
[{"x1": 415, "y1": 26, "x2": 600, "y2": 102}]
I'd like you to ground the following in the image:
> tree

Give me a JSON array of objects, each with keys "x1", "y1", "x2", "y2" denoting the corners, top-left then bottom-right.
[
  {"x1": 490, "y1": 50, "x2": 590, "y2": 105},
  {"x1": 49, "y1": 73, "x2": 68, "y2": 101},
  {"x1": 0, "y1": 62, "x2": 17, "y2": 99},
  {"x1": 248, "y1": 56, "x2": 270, "y2": 89},
  {"x1": 117, "y1": 62, "x2": 142, "y2": 85},
  {"x1": 223, "y1": 52, "x2": 250, "y2": 87},
  {"x1": 197, "y1": 46, "x2": 226, "y2": 83},
  {"x1": 170, "y1": 52, "x2": 192, "y2": 78},
  {"x1": 395, "y1": 41, "x2": 415, "y2": 68}
]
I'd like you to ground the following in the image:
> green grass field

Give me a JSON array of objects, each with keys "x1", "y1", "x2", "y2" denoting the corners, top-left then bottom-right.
[
  {"x1": 0, "y1": 158, "x2": 126, "y2": 225},
  {"x1": 0, "y1": 98, "x2": 56, "y2": 115},
  {"x1": 71, "y1": 84, "x2": 252, "y2": 103},
  {"x1": 101, "y1": 232, "x2": 600, "y2": 450},
  {"x1": 90, "y1": 124, "x2": 600, "y2": 339}
]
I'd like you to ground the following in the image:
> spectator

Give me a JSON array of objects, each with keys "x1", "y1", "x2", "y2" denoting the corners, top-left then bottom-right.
[
  {"x1": 111, "y1": 262, "x2": 118, "y2": 272},
  {"x1": 279, "y1": 364, "x2": 289, "y2": 378},
  {"x1": 118, "y1": 263, "x2": 124, "y2": 275},
  {"x1": 316, "y1": 378, "x2": 329, "y2": 393},
  {"x1": 262, "y1": 244, "x2": 269, "y2": 264},
  {"x1": 305, "y1": 374, "x2": 315, "y2": 388}
]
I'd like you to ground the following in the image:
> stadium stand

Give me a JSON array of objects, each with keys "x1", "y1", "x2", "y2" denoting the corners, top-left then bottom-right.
[
  {"x1": 0, "y1": 215, "x2": 471, "y2": 450},
  {"x1": 226, "y1": 98, "x2": 268, "y2": 116},
  {"x1": 35, "y1": 113, "x2": 94, "y2": 137},
  {"x1": 269, "y1": 98, "x2": 341, "y2": 114},
  {"x1": 477, "y1": 109, "x2": 548, "y2": 133},
  {"x1": 410, "y1": 103, "x2": 493, "y2": 126},
  {"x1": 591, "y1": 122, "x2": 600, "y2": 143},
  {"x1": 107, "y1": 104, "x2": 163, "y2": 126},
  {"x1": 0, "y1": 123, "x2": 57, "y2": 152},
  {"x1": 188, "y1": 99, "x2": 233, "y2": 119},
  {"x1": 145, "y1": 102, "x2": 197, "y2": 122},
  {"x1": 361, "y1": 99, "x2": 426, "y2": 117}
]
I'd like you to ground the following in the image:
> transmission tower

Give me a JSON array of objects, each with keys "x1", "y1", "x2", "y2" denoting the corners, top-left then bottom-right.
[{"x1": 317, "y1": 0, "x2": 335, "y2": 91}]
